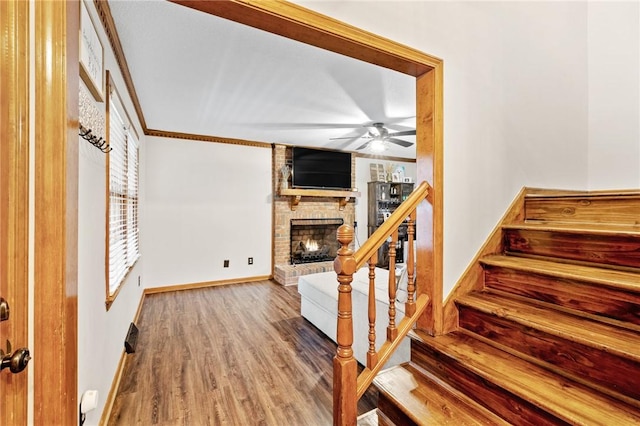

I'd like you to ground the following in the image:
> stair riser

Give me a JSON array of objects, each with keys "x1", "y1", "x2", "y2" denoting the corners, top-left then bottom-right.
[
  {"x1": 411, "y1": 339, "x2": 569, "y2": 426},
  {"x1": 483, "y1": 265, "x2": 640, "y2": 327},
  {"x1": 377, "y1": 394, "x2": 416, "y2": 426},
  {"x1": 503, "y1": 229, "x2": 640, "y2": 269},
  {"x1": 525, "y1": 196, "x2": 640, "y2": 226},
  {"x1": 458, "y1": 306, "x2": 640, "y2": 401}
]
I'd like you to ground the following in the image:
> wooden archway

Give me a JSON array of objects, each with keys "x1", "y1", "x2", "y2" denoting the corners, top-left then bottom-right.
[{"x1": 171, "y1": 0, "x2": 444, "y2": 334}]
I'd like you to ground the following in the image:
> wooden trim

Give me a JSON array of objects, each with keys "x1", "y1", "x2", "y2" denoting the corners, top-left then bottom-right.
[
  {"x1": 143, "y1": 132, "x2": 419, "y2": 160},
  {"x1": 271, "y1": 146, "x2": 277, "y2": 281},
  {"x1": 0, "y1": 1, "x2": 29, "y2": 423},
  {"x1": 105, "y1": 73, "x2": 112, "y2": 307},
  {"x1": 99, "y1": 350, "x2": 126, "y2": 426},
  {"x1": 441, "y1": 187, "x2": 529, "y2": 334},
  {"x1": 143, "y1": 275, "x2": 272, "y2": 295},
  {"x1": 145, "y1": 128, "x2": 272, "y2": 149},
  {"x1": 415, "y1": 63, "x2": 444, "y2": 335},
  {"x1": 34, "y1": 1, "x2": 79, "y2": 424},
  {"x1": 170, "y1": 0, "x2": 441, "y2": 76}
]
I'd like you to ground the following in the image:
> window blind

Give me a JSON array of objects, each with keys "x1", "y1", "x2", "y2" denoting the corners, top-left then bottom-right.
[{"x1": 108, "y1": 104, "x2": 140, "y2": 296}]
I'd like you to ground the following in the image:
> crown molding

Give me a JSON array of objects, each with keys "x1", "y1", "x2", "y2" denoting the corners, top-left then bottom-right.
[{"x1": 145, "y1": 128, "x2": 272, "y2": 149}]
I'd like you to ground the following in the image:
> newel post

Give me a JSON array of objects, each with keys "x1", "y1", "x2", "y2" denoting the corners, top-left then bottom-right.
[{"x1": 333, "y1": 224, "x2": 358, "y2": 426}]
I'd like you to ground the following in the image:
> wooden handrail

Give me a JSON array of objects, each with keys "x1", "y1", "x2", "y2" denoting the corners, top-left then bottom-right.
[{"x1": 333, "y1": 180, "x2": 432, "y2": 426}]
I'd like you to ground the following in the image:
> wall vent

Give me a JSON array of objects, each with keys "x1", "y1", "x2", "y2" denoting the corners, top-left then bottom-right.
[{"x1": 124, "y1": 322, "x2": 139, "y2": 354}]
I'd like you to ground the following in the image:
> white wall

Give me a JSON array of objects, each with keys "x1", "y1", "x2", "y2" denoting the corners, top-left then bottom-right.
[
  {"x1": 587, "y1": 1, "x2": 640, "y2": 189},
  {"x1": 294, "y1": 1, "x2": 639, "y2": 296},
  {"x1": 354, "y1": 157, "x2": 416, "y2": 247},
  {"x1": 143, "y1": 138, "x2": 272, "y2": 288},
  {"x1": 77, "y1": 137, "x2": 145, "y2": 425},
  {"x1": 77, "y1": 3, "x2": 146, "y2": 424}
]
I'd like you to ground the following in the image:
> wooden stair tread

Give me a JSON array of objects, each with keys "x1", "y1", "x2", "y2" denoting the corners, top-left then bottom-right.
[
  {"x1": 503, "y1": 222, "x2": 640, "y2": 234},
  {"x1": 480, "y1": 254, "x2": 640, "y2": 292},
  {"x1": 457, "y1": 292, "x2": 640, "y2": 362},
  {"x1": 410, "y1": 330, "x2": 640, "y2": 425},
  {"x1": 374, "y1": 363, "x2": 511, "y2": 426}
]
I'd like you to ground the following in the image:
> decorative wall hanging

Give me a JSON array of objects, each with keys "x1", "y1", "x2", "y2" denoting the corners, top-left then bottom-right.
[
  {"x1": 79, "y1": 0, "x2": 104, "y2": 102},
  {"x1": 79, "y1": 81, "x2": 109, "y2": 153}
]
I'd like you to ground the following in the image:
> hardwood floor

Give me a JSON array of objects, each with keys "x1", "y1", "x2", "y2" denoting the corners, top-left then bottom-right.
[{"x1": 108, "y1": 280, "x2": 377, "y2": 425}]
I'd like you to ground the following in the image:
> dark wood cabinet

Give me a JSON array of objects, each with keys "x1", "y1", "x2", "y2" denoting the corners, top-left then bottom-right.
[{"x1": 367, "y1": 182, "x2": 414, "y2": 268}]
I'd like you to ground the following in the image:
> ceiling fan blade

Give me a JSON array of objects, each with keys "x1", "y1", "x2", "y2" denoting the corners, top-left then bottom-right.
[
  {"x1": 356, "y1": 141, "x2": 371, "y2": 150},
  {"x1": 388, "y1": 130, "x2": 416, "y2": 137},
  {"x1": 386, "y1": 138, "x2": 414, "y2": 147}
]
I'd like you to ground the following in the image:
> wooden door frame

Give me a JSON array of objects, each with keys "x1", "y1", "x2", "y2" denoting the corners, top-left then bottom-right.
[
  {"x1": 33, "y1": 1, "x2": 79, "y2": 424},
  {"x1": 0, "y1": 1, "x2": 30, "y2": 424},
  {"x1": 171, "y1": 0, "x2": 444, "y2": 333},
  {"x1": 10, "y1": 1, "x2": 442, "y2": 423}
]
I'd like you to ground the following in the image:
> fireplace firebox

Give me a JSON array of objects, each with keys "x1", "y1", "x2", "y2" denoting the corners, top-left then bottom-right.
[{"x1": 290, "y1": 218, "x2": 344, "y2": 264}]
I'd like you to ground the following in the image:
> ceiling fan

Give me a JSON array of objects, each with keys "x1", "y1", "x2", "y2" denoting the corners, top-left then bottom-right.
[{"x1": 331, "y1": 122, "x2": 416, "y2": 152}]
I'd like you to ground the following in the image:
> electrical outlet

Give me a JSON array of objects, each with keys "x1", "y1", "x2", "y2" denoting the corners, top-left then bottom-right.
[
  {"x1": 248, "y1": 257, "x2": 253, "y2": 265},
  {"x1": 224, "y1": 260, "x2": 229, "y2": 268}
]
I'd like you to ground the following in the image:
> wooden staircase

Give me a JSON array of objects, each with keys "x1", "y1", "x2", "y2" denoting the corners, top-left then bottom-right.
[{"x1": 368, "y1": 190, "x2": 640, "y2": 425}]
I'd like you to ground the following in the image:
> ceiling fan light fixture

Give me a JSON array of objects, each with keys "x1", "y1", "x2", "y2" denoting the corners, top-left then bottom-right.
[{"x1": 370, "y1": 139, "x2": 386, "y2": 152}]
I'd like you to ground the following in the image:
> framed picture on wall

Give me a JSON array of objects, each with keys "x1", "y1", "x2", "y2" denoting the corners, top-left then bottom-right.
[{"x1": 79, "y1": 1, "x2": 104, "y2": 102}]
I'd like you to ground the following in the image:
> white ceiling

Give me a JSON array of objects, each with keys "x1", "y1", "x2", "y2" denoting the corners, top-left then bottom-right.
[{"x1": 108, "y1": 0, "x2": 417, "y2": 159}]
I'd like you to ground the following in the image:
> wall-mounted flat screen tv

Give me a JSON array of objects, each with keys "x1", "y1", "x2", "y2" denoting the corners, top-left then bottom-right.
[{"x1": 292, "y1": 147, "x2": 352, "y2": 190}]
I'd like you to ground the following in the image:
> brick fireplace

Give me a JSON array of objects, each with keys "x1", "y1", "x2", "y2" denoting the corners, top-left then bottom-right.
[{"x1": 273, "y1": 145, "x2": 356, "y2": 285}]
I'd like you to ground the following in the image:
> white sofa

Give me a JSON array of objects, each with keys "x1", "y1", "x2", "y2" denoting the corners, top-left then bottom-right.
[{"x1": 298, "y1": 265, "x2": 411, "y2": 367}]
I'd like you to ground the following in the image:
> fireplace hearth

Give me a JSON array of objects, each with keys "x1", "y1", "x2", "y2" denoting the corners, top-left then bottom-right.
[{"x1": 290, "y1": 218, "x2": 344, "y2": 264}]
